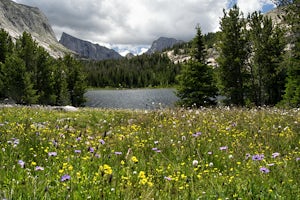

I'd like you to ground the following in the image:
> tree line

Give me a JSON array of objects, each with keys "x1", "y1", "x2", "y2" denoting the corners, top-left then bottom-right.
[
  {"x1": 83, "y1": 53, "x2": 181, "y2": 88},
  {"x1": 176, "y1": 1, "x2": 299, "y2": 107},
  {"x1": 0, "y1": 30, "x2": 86, "y2": 106}
]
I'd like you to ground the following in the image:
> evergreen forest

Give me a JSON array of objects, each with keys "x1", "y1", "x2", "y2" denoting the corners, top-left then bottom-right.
[
  {"x1": 83, "y1": 53, "x2": 180, "y2": 88},
  {"x1": 0, "y1": 31, "x2": 86, "y2": 106}
]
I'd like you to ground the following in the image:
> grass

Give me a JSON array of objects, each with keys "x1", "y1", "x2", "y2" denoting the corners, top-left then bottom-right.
[{"x1": 0, "y1": 106, "x2": 299, "y2": 199}]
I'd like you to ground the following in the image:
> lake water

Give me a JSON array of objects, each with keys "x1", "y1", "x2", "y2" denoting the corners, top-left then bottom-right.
[{"x1": 84, "y1": 88, "x2": 179, "y2": 109}]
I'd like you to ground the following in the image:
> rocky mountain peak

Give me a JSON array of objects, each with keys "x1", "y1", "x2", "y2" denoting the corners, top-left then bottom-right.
[
  {"x1": 125, "y1": 52, "x2": 135, "y2": 59},
  {"x1": 0, "y1": 0, "x2": 71, "y2": 58},
  {"x1": 146, "y1": 37, "x2": 184, "y2": 54},
  {"x1": 59, "y1": 32, "x2": 122, "y2": 60}
]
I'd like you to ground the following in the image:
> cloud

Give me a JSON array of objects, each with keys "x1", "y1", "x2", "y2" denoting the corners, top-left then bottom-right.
[
  {"x1": 12, "y1": 0, "x2": 276, "y2": 54},
  {"x1": 237, "y1": 0, "x2": 275, "y2": 15},
  {"x1": 13, "y1": 0, "x2": 229, "y2": 45}
]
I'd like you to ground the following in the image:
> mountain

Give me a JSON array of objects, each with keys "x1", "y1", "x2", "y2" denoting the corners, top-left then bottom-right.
[
  {"x1": 0, "y1": 0, "x2": 70, "y2": 58},
  {"x1": 59, "y1": 32, "x2": 122, "y2": 60},
  {"x1": 125, "y1": 52, "x2": 135, "y2": 59},
  {"x1": 146, "y1": 37, "x2": 184, "y2": 54},
  {"x1": 264, "y1": 6, "x2": 286, "y2": 25}
]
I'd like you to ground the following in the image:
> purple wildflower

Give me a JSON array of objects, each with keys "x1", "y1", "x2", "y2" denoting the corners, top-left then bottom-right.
[
  {"x1": 272, "y1": 152, "x2": 280, "y2": 158},
  {"x1": 252, "y1": 154, "x2": 264, "y2": 161},
  {"x1": 74, "y1": 150, "x2": 81, "y2": 153},
  {"x1": 76, "y1": 137, "x2": 82, "y2": 141},
  {"x1": 94, "y1": 153, "x2": 100, "y2": 158},
  {"x1": 35, "y1": 166, "x2": 44, "y2": 171},
  {"x1": 12, "y1": 138, "x2": 19, "y2": 145},
  {"x1": 219, "y1": 146, "x2": 228, "y2": 151},
  {"x1": 60, "y1": 174, "x2": 71, "y2": 182},
  {"x1": 52, "y1": 140, "x2": 58, "y2": 147},
  {"x1": 88, "y1": 147, "x2": 95, "y2": 153},
  {"x1": 18, "y1": 160, "x2": 25, "y2": 168},
  {"x1": 296, "y1": 158, "x2": 300, "y2": 161},
  {"x1": 164, "y1": 176, "x2": 172, "y2": 181},
  {"x1": 8, "y1": 138, "x2": 19, "y2": 147},
  {"x1": 99, "y1": 139, "x2": 105, "y2": 145},
  {"x1": 152, "y1": 147, "x2": 161, "y2": 153},
  {"x1": 245, "y1": 153, "x2": 251, "y2": 160},
  {"x1": 192, "y1": 132, "x2": 202, "y2": 137},
  {"x1": 260, "y1": 167, "x2": 270, "y2": 174},
  {"x1": 48, "y1": 152, "x2": 57, "y2": 157},
  {"x1": 114, "y1": 151, "x2": 122, "y2": 155}
]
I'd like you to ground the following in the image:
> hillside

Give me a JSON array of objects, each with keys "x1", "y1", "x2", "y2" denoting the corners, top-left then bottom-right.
[
  {"x1": 0, "y1": 0, "x2": 71, "y2": 58},
  {"x1": 59, "y1": 32, "x2": 122, "y2": 60}
]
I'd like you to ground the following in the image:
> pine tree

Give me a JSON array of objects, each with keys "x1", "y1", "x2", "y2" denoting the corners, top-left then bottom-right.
[
  {"x1": 54, "y1": 60, "x2": 71, "y2": 106},
  {"x1": 15, "y1": 32, "x2": 38, "y2": 72},
  {"x1": 192, "y1": 25, "x2": 206, "y2": 63},
  {"x1": 22, "y1": 72, "x2": 39, "y2": 104},
  {"x1": 176, "y1": 26, "x2": 217, "y2": 107},
  {"x1": 248, "y1": 11, "x2": 286, "y2": 106},
  {"x1": 0, "y1": 29, "x2": 14, "y2": 97},
  {"x1": 63, "y1": 55, "x2": 87, "y2": 107},
  {"x1": 3, "y1": 55, "x2": 38, "y2": 104},
  {"x1": 0, "y1": 62, "x2": 5, "y2": 98},
  {"x1": 0, "y1": 29, "x2": 14, "y2": 63},
  {"x1": 35, "y1": 47, "x2": 57, "y2": 105},
  {"x1": 281, "y1": 0, "x2": 300, "y2": 107},
  {"x1": 217, "y1": 5, "x2": 248, "y2": 106}
]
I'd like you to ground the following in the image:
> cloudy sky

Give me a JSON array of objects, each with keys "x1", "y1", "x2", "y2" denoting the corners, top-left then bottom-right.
[{"x1": 12, "y1": 0, "x2": 276, "y2": 55}]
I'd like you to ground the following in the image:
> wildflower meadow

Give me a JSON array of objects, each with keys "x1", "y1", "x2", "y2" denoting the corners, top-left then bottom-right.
[{"x1": 0, "y1": 106, "x2": 299, "y2": 199}]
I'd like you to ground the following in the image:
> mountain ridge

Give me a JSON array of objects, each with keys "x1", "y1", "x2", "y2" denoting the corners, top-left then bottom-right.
[
  {"x1": 0, "y1": 0, "x2": 71, "y2": 58},
  {"x1": 59, "y1": 32, "x2": 122, "y2": 60},
  {"x1": 146, "y1": 37, "x2": 184, "y2": 54}
]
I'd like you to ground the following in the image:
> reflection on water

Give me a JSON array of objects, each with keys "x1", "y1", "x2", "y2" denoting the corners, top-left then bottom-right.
[{"x1": 84, "y1": 88, "x2": 179, "y2": 109}]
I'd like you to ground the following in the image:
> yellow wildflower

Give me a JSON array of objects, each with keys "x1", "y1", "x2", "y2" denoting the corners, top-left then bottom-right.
[
  {"x1": 131, "y1": 156, "x2": 139, "y2": 163},
  {"x1": 138, "y1": 171, "x2": 146, "y2": 179},
  {"x1": 139, "y1": 178, "x2": 147, "y2": 185},
  {"x1": 68, "y1": 165, "x2": 73, "y2": 171},
  {"x1": 100, "y1": 164, "x2": 113, "y2": 175}
]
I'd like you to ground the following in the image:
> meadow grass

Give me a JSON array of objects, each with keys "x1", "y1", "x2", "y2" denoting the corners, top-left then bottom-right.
[{"x1": 0, "y1": 106, "x2": 299, "y2": 199}]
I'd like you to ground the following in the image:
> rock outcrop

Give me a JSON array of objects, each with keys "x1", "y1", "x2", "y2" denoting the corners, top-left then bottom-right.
[
  {"x1": 0, "y1": 0, "x2": 71, "y2": 58},
  {"x1": 59, "y1": 32, "x2": 122, "y2": 60},
  {"x1": 146, "y1": 37, "x2": 184, "y2": 54},
  {"x1": 125, "y1": 52, "x2": 135, "y2": 59}
]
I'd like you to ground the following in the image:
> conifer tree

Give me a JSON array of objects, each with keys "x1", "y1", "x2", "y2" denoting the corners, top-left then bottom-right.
[
  {"x1": 0, "y1": 29, "x2": 14, "y2": 63},
  {"x1": 54, "y1": 60, "x2": 71, "y2": 106},
  {"x1": 176, "y1": 26, "x2": 217, "y2": 107},
  {"x1": 63, "y1": 55, "x2": 86, "y2": 107},
  {"x1": 35, "y1": 47, "x2": 57, "y2": 105},
  {"x1": 248, "y1": 11, "x2": 286, "y2": 106},
  {"x1": 217, "y1": 5, "x2": 248, "y2": 106},
  {"x1": 3, "y1": 55, "x2": 38, "y2": 104},
  {"x1": 281, "y1": 0, "x2": 300, "y2": 107},
  {"x1": 15, "y1": 32, "x2": 38, "y2": 72},
  {"x1": 0, "y1": 29, "x2": 14, "y2": 97}
]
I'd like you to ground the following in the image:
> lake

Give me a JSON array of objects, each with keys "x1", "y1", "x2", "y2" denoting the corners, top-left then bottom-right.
[{"x1": 84, "y1": 88, "x2": 179, "y2": 109}]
